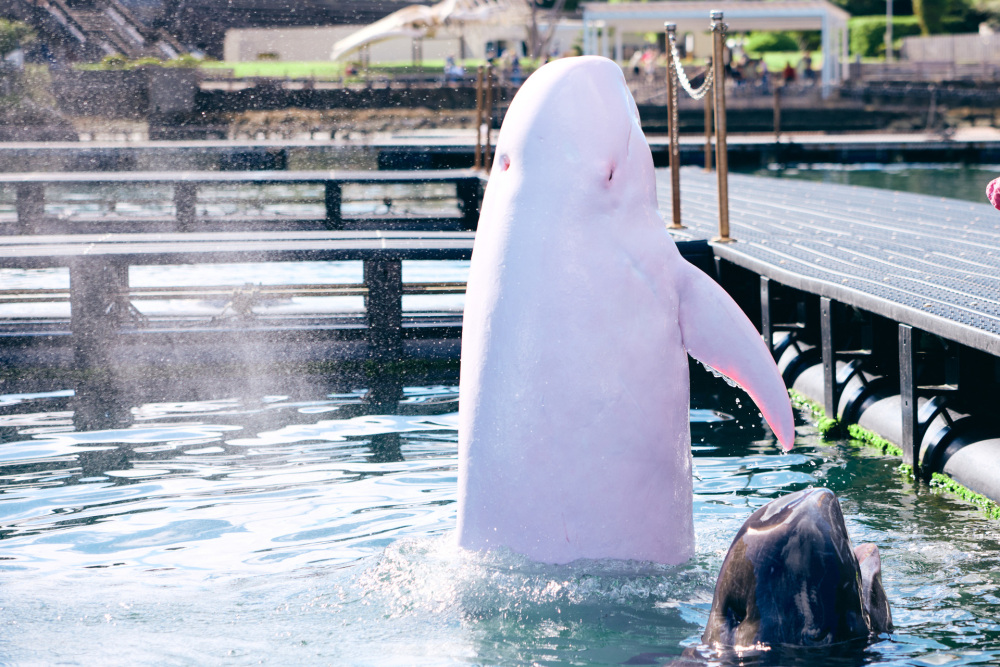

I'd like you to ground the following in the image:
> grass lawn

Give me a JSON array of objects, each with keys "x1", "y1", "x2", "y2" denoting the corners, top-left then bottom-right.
[
  {"x1": 197, "y1": 59, "x2": 495, "y2": 79},
  {"x1": 199, "y1": 61, "x2": 346, "y2": 78}
]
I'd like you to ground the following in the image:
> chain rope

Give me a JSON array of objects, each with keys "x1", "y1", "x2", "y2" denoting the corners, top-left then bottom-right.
[
  {"x1": 666, "y1": 32, "x2": 713, "y2": 101},
  {"x1": 670, "y1": 53, "x2": 679, "y2": 159}
]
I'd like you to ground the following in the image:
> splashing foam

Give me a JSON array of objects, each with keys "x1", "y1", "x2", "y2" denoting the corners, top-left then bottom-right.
[
  {"x1": 700, "y1": 361, "x2": 740, "y2": 389},
  {"x1": 356, "y1": 534, "x2": 715, "y2": 624}
]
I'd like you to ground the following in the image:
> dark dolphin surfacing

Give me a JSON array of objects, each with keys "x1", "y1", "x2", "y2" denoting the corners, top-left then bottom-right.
[{"x1": 703, "y1": 488, "x2": 892, "y2": 649}]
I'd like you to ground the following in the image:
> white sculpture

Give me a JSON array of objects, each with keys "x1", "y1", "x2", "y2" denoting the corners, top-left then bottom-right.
[{"x1": 331, "y1": 0, "x2": 528, "y2": 61}]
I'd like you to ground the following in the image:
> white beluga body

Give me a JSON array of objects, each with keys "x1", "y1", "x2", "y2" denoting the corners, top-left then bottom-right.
[{"x1": 457, "y1": 56, "x2": 794, "y2": 565}]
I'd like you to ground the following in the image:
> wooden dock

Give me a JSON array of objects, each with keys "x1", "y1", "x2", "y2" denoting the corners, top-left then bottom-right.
[
  {"x1": 0, "y1": 169, "x2": 484, "y2": 234},
  {"x1": 5, "y1": 165, "x2": 1000, "y2": 503},
  {"x1": 0, "y1": 230, "x2": 477, "y2": 375},
  {"x1": 0, "y1": 130, "x2": 998, "y2": 173}
]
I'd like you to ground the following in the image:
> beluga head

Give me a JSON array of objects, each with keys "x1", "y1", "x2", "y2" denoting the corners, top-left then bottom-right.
[
  {"x1": 485, "y1": 55, "x2": 661, "y2": 235},
  {"x1": 458, "y1": 56, "x2": 795, "y2": 566}
]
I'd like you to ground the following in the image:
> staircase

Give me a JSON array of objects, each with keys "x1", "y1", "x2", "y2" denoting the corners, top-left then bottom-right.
[{"x1": 0, "y1": 0, "x2": 184, "y2": 60}]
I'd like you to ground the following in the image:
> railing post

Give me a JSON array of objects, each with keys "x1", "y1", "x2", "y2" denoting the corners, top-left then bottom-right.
[
  {"x1": 324, "y1": 181, "x2": 343, "y2": 230},
  {"x1": 15, "y1": 183, "x2": 44, "y2": 235},
  {"x1": 710, "y1": 10, "x2": 732, "y2": 243},
  {"x1": 899, "y1": 323, "x2": 920, "y2": 473},
  {"x1": 704, "y1": 62, "x2": 714, "y2": 172},
  {"x1": 174, "y1": 182, "x2": 197, "y2": 232},
  {"x1": 760, "y1": 276, "x2": 773, "y2": 357},
  {"x1": 474, "y1": 66, "x2": 484, "y2": 170},
  {"x1": 70, "y1": 258, "x2": 129, "y2": 370},
  {"x1": 821, "y1": 297, "x2": 837, "y2": 418},
  {"x1": 455, "y1": 176, "x2": 482, "y2": 231},
  {"x1": 364, "y1": 259, "x2": 403, "y2": 362},
  {"x1": 484, "y1": 65, "x2": 495, "y2": 171},
  {"x1": 773, "y1": 84, "x2": 782, "y2": 143},
  {"x1": 664, "y1": 22, "x2": 683, "y2": 230}
]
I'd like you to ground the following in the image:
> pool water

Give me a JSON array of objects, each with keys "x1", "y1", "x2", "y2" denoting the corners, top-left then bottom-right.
[
  {"x1": 745, "y1": 163, "x2": 1000, "y2": 205},
  {"x1": 2, "y1": 168, "x2": 1000, "y2": 664},
  {"x1": 1, "y1": 371, "x2": 999, "y2": 665}
]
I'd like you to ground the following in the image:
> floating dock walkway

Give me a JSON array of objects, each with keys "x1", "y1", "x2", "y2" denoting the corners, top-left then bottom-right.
[{"x1": 663, "y1": 167, "x2": 1000, "y2": 504}]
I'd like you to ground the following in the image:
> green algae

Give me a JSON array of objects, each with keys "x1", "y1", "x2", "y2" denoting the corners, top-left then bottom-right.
[
  {"x1": 786, "y1": 390, "x2": 1000, "y2": 519},
  {"x1": 787, "y1": 389, "x2": 845, "y2": 438},
  {"x1": 929, "y1": 473, "x2": 1000, "y2": 520},
  {"x1": 847, "y1": 423, "x2": 904, "y2": 457},
  {"x1": 789, "y1": 388, "x2": 824, "y2": 419}
]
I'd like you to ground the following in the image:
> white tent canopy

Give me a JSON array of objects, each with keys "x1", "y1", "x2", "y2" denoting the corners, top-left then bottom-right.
[{"x1": 580, "y1": 1, "x2": 850, "y2": 92}]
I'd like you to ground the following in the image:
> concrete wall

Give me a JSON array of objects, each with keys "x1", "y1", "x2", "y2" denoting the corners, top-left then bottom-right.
[
  {"x1": 223, "y1": 25, "x2": 476, "y2": 62},
  {"x1": 225, "y1": 26, "x2": 357, "y2": 62},
  {"x1": 902, "y1": 31, "x2": 1000, "y2": 63}
]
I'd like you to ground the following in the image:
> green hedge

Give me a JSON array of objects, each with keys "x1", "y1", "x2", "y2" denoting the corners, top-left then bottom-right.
[
  {"x1": 849, "y1": 15, "x2": 922, "y2": 56},
  {"x1": 850, "y1": 14, "x2": 984, "y2": 57},
  {"x1": 745, "y1": 31, "x2": 801, "y2": 53}
]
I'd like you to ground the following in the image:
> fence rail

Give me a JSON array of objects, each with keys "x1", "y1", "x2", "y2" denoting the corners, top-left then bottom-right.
[{"x1": 0, "y1": 169, "x2": 485, "y2": 235}]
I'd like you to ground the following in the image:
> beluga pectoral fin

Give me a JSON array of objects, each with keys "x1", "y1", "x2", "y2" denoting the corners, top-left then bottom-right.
[{"x1": 676, "y1": 261, "x2": 795, "y2": 450}]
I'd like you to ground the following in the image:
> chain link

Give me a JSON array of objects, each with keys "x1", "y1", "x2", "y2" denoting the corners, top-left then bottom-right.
[
  {"x1": 666, "y1": 32, "x2": 713, "y2": 101},
  {"x1": 670, "y1": 52, "x2": 679, "y2": 158}
]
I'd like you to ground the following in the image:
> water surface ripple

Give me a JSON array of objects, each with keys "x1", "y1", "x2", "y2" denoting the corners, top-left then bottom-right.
[{"x1": 0, "y1": 381, "x2": 998, "y2": 666}]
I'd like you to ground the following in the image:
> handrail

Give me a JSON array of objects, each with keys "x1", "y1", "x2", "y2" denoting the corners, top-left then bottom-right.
[
  {"x1": 0, "y1": 169, "x2": 486, "y2": 234},
  {"x1": 664, "y1": 10, "x2": 732, "y2": 242},
  {"x1": 0, "y1": 281, "x2": 469, "y2": 304}
]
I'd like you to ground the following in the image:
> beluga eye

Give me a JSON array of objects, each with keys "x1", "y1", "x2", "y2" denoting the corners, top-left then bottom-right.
[{"x1": 498, "y1": 154, "x2": 511, "y2": 172}]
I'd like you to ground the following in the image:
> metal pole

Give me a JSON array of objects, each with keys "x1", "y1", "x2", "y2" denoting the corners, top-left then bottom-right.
[
  {"x1": 711, "y1": 10, "x2": 732, "y2": 243},
  {"x1": 704, "y1": 57, "x2": 713, "y2": 172},
  {"x1": 484, "y1": 65, "x2": 494, "y2": 171},
  {"x1": 474, "y1": 66, "x2": 484, "y2": 170},
  {"x1": 773, "y1": 83, "x2": 781, "y2": 143},
  {"x1": 885, "y1": 0, "x2": 893, "y2": 64},
  {"x1": 665, "y1": 22, "x2": 683, "y2": 229},
  {"x1": 821, "y1": 297, "x2": 837, "y2": 419},
  {"x1": 899, "y1": 323, "x2": 919, "y2": 473}
]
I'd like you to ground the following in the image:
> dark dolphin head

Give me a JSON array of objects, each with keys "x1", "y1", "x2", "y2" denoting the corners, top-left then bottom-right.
[{"x1": 702, "y1": 488, "x2": 892, "y2": 649}]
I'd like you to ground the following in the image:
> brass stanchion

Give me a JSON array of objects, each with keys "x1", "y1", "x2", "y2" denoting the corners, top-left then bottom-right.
[
  {"x1": 665, "y1": 22, "x2": 683, "y2": 229},
  {"x1": 703, "y1": 57, "x2": 713, "y2": 172},
  {"x1": 773, "y1": 83, "x2": 782, "y2": 143},
  {"x1": 710, "y1": 10, "x2": 733, "y2": 243},
  {"x1": 484, "y1": 65, "x2": 495, "y2": 171},
  {"x1": 474, "y1": 66, "x2": 484, "y2": 170}
]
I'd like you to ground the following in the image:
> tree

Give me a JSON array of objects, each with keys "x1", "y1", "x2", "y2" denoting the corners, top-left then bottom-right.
[
  {"x1": 528, "y1": 0, "x2": 569, "y2": 59},
  {"x1": 913, "y1": 0, "x2": 950, "y2": 32},
  {"x1": 0, "y1": 19, "x2": 35, "y2": 59}
]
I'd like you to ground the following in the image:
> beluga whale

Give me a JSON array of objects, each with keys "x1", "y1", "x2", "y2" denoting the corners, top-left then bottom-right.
[{"x1": 457, "y1": 56, "x2": 795, "y2": 565}]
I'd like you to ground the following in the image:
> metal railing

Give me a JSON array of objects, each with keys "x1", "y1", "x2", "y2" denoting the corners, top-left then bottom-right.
[
  {"x1": 474, "y1": 65, "x2": 497, "y2": 172},
  {"x1": 665, "y1": 10, "x2": 732, "y2": 242},
  {"x1": 0, "y1": 170, "x2": 485, "y2": 234}
]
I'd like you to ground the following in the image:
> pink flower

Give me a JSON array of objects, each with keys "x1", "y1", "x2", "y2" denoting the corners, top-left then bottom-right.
[{"x1": 987, "y1": 178, "x2": 1000, "y2": 210}]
